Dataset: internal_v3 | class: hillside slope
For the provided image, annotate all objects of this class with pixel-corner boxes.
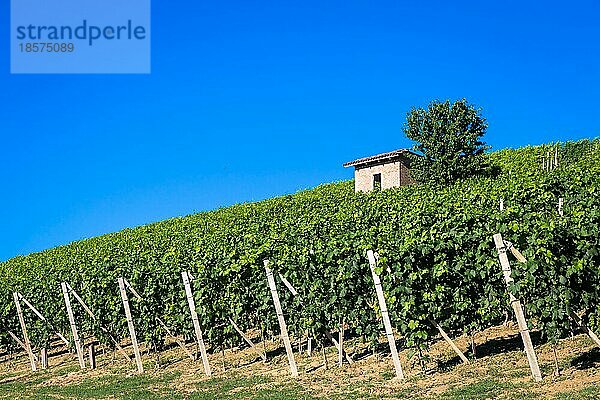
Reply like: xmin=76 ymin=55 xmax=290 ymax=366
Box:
xmin=1 ymin=139 xmax=599 ymax=362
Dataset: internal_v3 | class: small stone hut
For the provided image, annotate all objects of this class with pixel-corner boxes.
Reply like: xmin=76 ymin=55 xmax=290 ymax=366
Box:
xmin=343 ymin=149 xmax=415 ymax=193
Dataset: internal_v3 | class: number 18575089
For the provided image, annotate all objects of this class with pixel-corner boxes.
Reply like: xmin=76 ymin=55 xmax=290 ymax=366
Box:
xmin=19 ymin=43 xmax=75 ymax=52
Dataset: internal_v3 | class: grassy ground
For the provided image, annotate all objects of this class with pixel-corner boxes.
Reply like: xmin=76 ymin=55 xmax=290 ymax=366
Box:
xmin=1 ymin=325 xmax=600 ymax=399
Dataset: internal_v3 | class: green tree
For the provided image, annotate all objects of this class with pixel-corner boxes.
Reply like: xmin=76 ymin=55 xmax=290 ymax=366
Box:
xmin=403 ymin=99 xmax=489 ymax=185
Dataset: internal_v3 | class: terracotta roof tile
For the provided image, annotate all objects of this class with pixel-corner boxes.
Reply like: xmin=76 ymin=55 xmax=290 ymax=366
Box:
xmin=343 ymin=148 xmax=415 ymax=168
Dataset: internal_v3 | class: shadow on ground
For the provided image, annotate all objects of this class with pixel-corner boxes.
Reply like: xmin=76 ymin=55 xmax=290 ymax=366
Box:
xmin=571 ymin=348 xmax=600 ymax=370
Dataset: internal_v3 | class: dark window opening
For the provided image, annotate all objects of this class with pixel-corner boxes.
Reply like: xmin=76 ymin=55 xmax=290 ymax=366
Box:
xmin=373 ymin=173 xmax=382 ymax=191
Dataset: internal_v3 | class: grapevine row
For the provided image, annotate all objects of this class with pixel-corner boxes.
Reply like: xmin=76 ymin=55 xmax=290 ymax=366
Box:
xmin=0 ymin=139 xmax=598 ymax=374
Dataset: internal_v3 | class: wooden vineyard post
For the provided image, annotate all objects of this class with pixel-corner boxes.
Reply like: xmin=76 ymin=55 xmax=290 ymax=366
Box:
xmin=429 ymin=319 xmax=469 ymax=364
xmin=264 ymin=260 xmax=298 ymax=377
xmin=40 ymin=348 xmax=48 ymax=369
xmin=13 ymin=292 xmax=37 ymax=371
xmin=61 ymin=282 xmax=86 ymax=369
xmin=88 ymin=344 xmax=96 ymax=369
xmin=228 ymin=317 xmax=267 ymax=362
xmin=338 ymin=318 xmax=344 ymax=367
xmin=118 ymin=278 xmax=144 ymax=373
xmin=493 ymin=234 xmax=542 ymax=382
xmin=543 ymin=153 xmax=548 ymax=170
xmin=558 ymin=197 xmax=564 ymax=217
xmin=221 ymin=346 xmax=226 ymax=372
xmin=367 ymin=250 xmax=404 ymax=380
xmin=181 ymin=271 xmax=211 ymax=376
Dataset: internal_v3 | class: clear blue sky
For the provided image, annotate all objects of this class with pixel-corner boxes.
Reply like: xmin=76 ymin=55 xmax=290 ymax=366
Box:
xmin=1 ymin=1 xmax=599 ymax=261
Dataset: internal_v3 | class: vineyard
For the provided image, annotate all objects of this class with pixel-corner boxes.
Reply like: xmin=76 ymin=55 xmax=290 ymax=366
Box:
xmin=1 ymin=139 xmax=599 ymax=386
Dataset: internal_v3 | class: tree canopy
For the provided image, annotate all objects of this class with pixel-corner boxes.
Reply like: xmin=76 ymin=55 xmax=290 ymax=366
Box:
xmin=403 ymin=99 xmax=489 ymax=185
